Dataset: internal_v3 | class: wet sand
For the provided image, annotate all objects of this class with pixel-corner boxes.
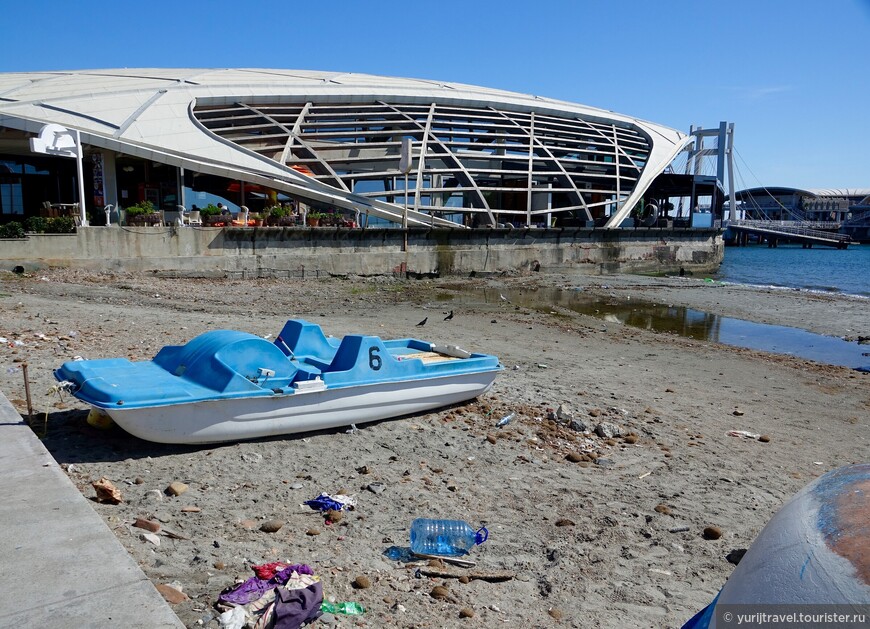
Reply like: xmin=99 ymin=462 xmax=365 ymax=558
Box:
xmin=1 ymin=269 xmax=867 ymax=628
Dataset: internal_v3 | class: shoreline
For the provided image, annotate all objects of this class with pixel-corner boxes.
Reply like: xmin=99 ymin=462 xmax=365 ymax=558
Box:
xmin=1 ymin=269 xmax=867 ymax=628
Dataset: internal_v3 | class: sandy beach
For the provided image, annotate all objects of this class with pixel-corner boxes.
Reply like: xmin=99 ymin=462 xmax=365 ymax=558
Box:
xmin=1 ymin=269 xmax=867 ymax=628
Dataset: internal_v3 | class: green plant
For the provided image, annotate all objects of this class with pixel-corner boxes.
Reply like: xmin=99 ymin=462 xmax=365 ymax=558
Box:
xmin=199 ymin=203 xmax=222 ymax=217
xmin=0 ymin=221 xmax=25 ymax=238
xmin=125 ymin=200 xmax=156 ymax=217
xmin=307 ymin=211 xmax=327 ymax=219
xmin=267 ymin=205 xmax=290 ymax=218
xmin=46 ymin=216 xmax=76 ymax=233
xmin=25 ymin=216 xmax=49 ymax=233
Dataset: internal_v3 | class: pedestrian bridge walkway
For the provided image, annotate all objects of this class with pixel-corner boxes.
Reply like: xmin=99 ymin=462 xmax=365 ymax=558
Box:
xmin=729 ymin=220 xmax=851 ymax=249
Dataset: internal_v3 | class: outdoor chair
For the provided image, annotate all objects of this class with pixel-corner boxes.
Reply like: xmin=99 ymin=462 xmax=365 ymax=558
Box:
xmin=69 ymin=203 xmax=82 ymax=226
xmin=186 ymin=210 xmax=202 ymax=226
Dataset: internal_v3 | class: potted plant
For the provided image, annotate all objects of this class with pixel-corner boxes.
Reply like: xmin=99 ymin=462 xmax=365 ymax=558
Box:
xmin=125 ymin=201 xmax=161 ymax=226
xmin=266 ymin=205 xmax=297 ymax=226
xmin=264 ymin=205 xmax=282 ymax=226
xmin=306 ymin=211 xmax=325 ymax=227
xmin=199 ymin=204 xmax=224 ymax=226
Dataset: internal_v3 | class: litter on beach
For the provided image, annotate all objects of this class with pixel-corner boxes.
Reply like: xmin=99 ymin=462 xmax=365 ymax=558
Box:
xmin=726 ymin=430 xmax=760 ymax=440
xmin=303 ymin=493 xmax=355 ymax=512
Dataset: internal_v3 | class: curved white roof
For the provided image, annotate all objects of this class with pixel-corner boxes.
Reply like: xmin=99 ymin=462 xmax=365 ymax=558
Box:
xmin=804 ymin=188 xmax=870 ymax=198
xmin=0 ymin=69 xmax=690 ymax=226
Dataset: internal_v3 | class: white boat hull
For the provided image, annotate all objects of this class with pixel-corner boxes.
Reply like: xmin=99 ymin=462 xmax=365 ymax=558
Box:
xmin=103 ymin=370 xmax=497 ymax=444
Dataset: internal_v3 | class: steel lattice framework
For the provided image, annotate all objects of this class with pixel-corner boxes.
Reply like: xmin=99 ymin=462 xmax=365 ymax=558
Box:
xmin=194 ymin=100 xmax=652 ymax=225
xmin=0 ymin=69 xmax=691 ymax=227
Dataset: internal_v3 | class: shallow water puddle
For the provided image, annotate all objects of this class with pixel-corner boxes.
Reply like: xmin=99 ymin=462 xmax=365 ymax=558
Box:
xmin=451 ymin=287 xmax=870 ymax=372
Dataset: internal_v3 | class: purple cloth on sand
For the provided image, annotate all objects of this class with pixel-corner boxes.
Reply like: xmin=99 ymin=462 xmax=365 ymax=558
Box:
xmin=218 ymin=564 xmax=314 ymax=606
xmin=274 ymin=581 xmax=323 ymax=629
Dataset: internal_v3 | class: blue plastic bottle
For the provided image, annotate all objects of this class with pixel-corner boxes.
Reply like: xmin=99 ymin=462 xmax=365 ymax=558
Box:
xmin=409 ymin=518 xmax=488 ymax=556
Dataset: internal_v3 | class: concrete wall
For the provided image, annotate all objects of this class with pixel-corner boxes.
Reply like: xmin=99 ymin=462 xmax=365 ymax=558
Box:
xmin=1 ymin=226 xmax=724 ymax=277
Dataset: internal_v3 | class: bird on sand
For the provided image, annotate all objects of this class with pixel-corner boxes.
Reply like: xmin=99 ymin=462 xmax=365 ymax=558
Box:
xmin=499 ymin=293 xmax=509 ymax=303
xmin=416 ymin=317 xmax=428 ymax=327
xmin=444 ymin=310 xmax=454 ymax=321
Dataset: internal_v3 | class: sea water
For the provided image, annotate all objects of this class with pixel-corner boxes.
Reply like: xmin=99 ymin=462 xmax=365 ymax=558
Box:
xmin=714 ymin=243 xmax=870 ymax=298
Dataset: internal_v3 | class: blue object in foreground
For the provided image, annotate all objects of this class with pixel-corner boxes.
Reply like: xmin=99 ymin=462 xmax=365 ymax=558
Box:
xmin=409 ymin=518 xmax=489 ymax=556
xmin=55 ymin=319 xmax=501 ymax=444
xmin=682 ymin=464 xmax=870 ymax=628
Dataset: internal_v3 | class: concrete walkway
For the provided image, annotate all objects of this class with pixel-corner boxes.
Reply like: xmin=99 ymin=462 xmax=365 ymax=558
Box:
xmin=0 ymin=391 xmax=184 ymax=628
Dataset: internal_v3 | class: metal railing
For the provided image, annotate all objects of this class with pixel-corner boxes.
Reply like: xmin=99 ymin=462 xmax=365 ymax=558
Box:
xmin=731 ymin=220 xmax=852 ymax=243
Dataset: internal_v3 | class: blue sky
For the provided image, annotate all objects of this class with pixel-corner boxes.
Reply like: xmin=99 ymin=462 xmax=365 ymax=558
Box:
xmin=2 ymin=0 xmax=867 ymax=190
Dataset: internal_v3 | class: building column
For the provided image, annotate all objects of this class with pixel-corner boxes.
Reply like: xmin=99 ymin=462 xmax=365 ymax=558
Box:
xmin=101 ymin=150 xmax=119 ymax=210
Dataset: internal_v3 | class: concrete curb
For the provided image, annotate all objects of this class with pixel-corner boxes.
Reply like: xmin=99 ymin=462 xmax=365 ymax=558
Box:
xmin=0 ymin=390 xmax=184 ymax=628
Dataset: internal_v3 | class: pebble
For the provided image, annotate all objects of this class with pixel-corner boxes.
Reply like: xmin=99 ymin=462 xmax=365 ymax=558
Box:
xmin=594 ymin=457 xmax=614 ymax=467
xmin=486 ymin=434 xmax=497 ymax=444
xmin=758 ymin=434 xmax=771 ymax=443
xmin=134 ymin=477 xmax=145 ymax=485
xmin=556 ymin=404 xmax=574 ymax=421
xmin=366 ymin=482 xmax=385 ymax=494
xmin=166 ymin=481 xmax=188 ymax=496
xmin=459 ymin=608 xmax=475 ymax=618
xmin=306 ymin=528 xmax=321 ymax=536
xmin=669 ymin=526 xmax=690 ymax=533
xmin=260 ymin=519 xmax=284 ymax=533
xmin=555 ymin=518 xmax=575 ymax=527
xmin=732 ymin=408 xmax=745 ymax=416
xmin=141 ymin=532 xmax=161 ymax=546
xmin=703 ymin=526 xmax=723 ymax=540
xmin=181 ymin=506 xmax=201 ymax=513
xmin=588 ymin=408 xmax=602 ymax=417
xmin=458 ymin=575 xmax=470 ymax=584
xmin=623 ymin=434 xmax=639 ymax=444
xmin=595 ymin=422 xmax=622 ymax=439
xmin=352 ymin=575 xmax=371 ymax=589
xmin=565 ymin=452 xmax=584 ymax=463
xmin=654 ymin=504 xmax=672 ymax=515
xmin=430 ymin=585 xmax=450 ymax=600
xmin=155 ymin=583 xmax=189 ymax=604
xmin=238 ymin=519 xmax=257 ymax=530
xmin=133 ymin=517 xmax=161 ymax=533
xmin=325 ymin=509 xmax=343 ymax=523
xmin=213 ymin=561 xmax=226 ymax=570
xmin=548 ymin=608 xmax=564 ymax=620
xmin=569 ymin=419 xmax=590 ymax=432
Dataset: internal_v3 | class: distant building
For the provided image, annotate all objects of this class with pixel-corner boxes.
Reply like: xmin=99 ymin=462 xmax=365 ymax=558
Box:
xmin=735 ymin=187 xmax=870 ymax=223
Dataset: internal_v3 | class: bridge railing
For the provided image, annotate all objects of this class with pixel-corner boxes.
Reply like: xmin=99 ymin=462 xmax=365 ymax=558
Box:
xmin=731 ymin=220 xmax=851 ymax=243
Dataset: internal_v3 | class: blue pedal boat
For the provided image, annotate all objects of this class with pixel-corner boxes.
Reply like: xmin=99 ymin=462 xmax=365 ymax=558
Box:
xmin=55 ymin=319 xmax=502 ymax=444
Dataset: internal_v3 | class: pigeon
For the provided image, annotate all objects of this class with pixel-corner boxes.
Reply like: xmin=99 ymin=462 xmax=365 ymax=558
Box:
xmin=416 ymin=317 xmax=428 ymax=327
xmin=443 ymin=310 xmax=454 ymax=321
xmin=499 ymin=293 xmax=509 ymax=303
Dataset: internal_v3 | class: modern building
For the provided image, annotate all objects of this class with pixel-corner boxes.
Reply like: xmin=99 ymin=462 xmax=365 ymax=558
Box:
xmin=1 ymin=68 xmax=711 ymax=230
xmin=734 ymin=187 xmax=870 ymax=223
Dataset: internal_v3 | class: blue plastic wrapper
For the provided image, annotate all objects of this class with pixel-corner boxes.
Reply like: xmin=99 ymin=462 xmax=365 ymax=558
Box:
xmin=304 ymin=493 xmax=345 ymax=512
